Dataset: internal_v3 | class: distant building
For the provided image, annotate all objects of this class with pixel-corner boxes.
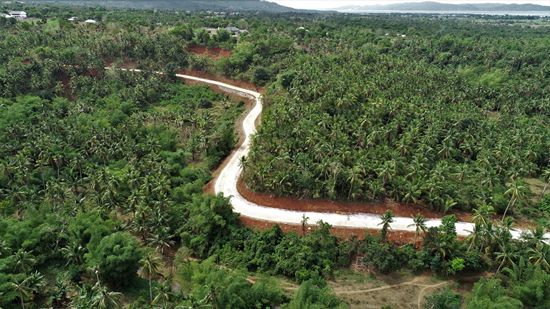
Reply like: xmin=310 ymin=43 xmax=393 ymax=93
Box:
xmin=68 ymin=17 xmax=77 ymax=22
xmin=204 ymin=27 xmax=218 ymax=35
xmin=225 ymin=26 xmax=241 ymax=35
xmin=84 ymin=19 xmax=98 ymax=24
xmin=225 ymin=26 xmax=248 ymax=37
xmin=7 ymin=11 xmax=26 ymax=19
xmin=203 ymin=26 xmax=248 ymax=37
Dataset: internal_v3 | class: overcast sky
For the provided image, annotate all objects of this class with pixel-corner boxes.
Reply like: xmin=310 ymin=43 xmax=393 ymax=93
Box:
xmin=269 ymin=0 xmax=550 ymax=10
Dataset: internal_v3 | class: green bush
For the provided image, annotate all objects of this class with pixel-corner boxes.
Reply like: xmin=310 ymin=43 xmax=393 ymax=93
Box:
xmin=360 ymin=235 xmax=402 ymax=274
xmin=466 ymin=278 xmax=523 ymax=309
xmin=283 ymin=280 xmax=346 ymax=309
xmin=424 ymin=288 xmax=461 ymax=309
xmin=86 ymin=232 xmax=143 ymax=286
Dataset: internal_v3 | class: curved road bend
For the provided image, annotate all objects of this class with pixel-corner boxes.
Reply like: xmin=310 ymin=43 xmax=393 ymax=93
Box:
xmin=109 ymin=67 xmax=549 ymax=241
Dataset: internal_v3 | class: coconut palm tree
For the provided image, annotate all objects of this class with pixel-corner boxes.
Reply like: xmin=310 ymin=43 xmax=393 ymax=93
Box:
xmin=528 ymin=226 xmax=549 ymax=245
xmin=152 ymin=277 xmax=173 ymax=307
xmin=10 ymin=271 xmax=45 ymax=309
xmin=140 ymin=250 xmax=162 ymax=303
xmin=88 ymin=282 xmax=122 ymax=309
xmin=494 ymin=241 xmax=517 ymax=273
xmin=501 ymin=215 xmax=514 ymax=230
xmin=502 ymin=179 xmax=528 ymax=221
xmin=61 ymin=236 xmax=86 ymax=266
xmin=527 ymin=242 xmax=550 ymax=272
xmin=11 ymin=278 xmax=32 ymax=309
xmin=466 ymin=223 xmax=483 ymax=253
xmin=0 ymin=240 xmax=11 ymax=257
xmin=375 ymin=161 xmax=396 ymax=187
xmin=13 ymin=249 xmax=36 ymax=273
xmin=379 ymin=210 xmax=394 ymax=241
xmin=472 ymin=204 xmax=495 ymax=229
xmin=407 ymin=213 xmax=427 ymax=247
xmin=147 ymin=228 xmax=175 ymax=254
xmin=301 ymin=214 xmax=309 ymax=236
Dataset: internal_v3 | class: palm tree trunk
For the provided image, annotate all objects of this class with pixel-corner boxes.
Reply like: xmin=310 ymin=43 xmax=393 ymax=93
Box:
xmin=149 ymin=278 xmax=152 ymax=303
xmin=20 ymin=291 xmax=25 ymax=309
xmin=502 ymin=198 xmax=515 ymax=221
xmin=496 ymin=258 xmax=506 ymax=273
xmin=467 ymin=238 xmax=474 ymax=252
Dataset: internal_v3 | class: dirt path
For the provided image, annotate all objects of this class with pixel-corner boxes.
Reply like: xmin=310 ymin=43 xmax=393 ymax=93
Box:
xmin=107 ymin=67 xmax=549 ymax=241
xmin=332 ymin=277 xmax=450 ymax=309
xmin=333 ymin=277 xmax=447 ymax=295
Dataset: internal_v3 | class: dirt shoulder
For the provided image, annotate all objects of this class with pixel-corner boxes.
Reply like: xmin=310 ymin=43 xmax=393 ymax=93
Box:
xmin=237 ymin=178 xmax=472 ymax=221
xmin=187 ymin=45 xmax=232 ymax=60
xmin=239 ymin=216 xmax=419 ymax=244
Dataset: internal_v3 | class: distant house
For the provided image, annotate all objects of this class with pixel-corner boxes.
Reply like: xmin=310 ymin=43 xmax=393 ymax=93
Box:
xmin=8 ymin=11 xmax=27 ymax=19
xmin=204 ymin=27 xmax=218 ymax=35
xmin=225 ymin=26 xmax=241 ymax=35
xmin=203 ymin=26 xmax=248 ymax=38
xmin=225 ymin=26 xmax=248 ymax=37
xmin=84 ymin=19 xmax=98 ymax=24
xmin=68 ymin=17 xmax=77 ymax=22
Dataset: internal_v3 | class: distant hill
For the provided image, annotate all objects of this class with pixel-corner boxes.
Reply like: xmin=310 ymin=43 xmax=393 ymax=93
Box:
xmin=337 ymin=1 xmax=550 ymax=13
xmin=28 ymin=0 xmax=297 ymax=12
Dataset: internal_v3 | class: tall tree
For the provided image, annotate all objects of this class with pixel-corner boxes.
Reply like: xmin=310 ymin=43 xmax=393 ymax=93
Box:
xmin=10 ymin=272 xmax=45 ymax=309
xmin=503 ymin=180 xmax=528 ymax=221
xmin=379 ymin=210 xmax=394 ymax=242
xmin=140 ymin=250 xmax=162 ymax=303
xmin=408 ymin=213 xmax=427 ymax=247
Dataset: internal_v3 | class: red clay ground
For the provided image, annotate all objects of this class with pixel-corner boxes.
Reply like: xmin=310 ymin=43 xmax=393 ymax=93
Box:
xmin=237 ymin=178 xmax=473 ymax=221
xmin=240 ymin=216 xmax=422 ymax=245
xmin=187 ymin=45 xmax=232 ymax=60
xmin=176 ymin=68 xmax=262 ymax=92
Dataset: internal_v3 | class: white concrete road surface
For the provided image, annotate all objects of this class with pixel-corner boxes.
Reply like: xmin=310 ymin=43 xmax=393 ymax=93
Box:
xmin=110 ymin=67 xmax=548 ymax=241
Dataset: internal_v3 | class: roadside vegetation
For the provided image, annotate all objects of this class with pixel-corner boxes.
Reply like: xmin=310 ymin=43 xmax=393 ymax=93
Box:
xmin=0 ymin=3 xmax=549 ymax=308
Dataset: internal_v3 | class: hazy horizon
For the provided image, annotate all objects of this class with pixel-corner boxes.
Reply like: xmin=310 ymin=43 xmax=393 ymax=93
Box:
xmin=269 ymin=0 xmax=550 ymax=10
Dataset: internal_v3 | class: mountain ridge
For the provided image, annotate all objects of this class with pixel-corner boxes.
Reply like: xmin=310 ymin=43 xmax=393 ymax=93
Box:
xmin=337 ymin=1 xmax=550 ymax=13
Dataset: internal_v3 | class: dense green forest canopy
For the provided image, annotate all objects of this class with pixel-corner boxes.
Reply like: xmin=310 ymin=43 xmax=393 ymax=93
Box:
xmin=0 ymin=8 xmax=352 ymax=308
xmin=242 ymin=14 xmax=550 ymax=219
xmin=28 ymin=0 xmax=297 ymax=12
xmin=0 ymin=5 xmax=550 ymax=308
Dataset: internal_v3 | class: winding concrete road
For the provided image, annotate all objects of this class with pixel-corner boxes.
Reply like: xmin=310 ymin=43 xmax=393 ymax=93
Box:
xmin=111 ymin=67 xmax=548 ymax=240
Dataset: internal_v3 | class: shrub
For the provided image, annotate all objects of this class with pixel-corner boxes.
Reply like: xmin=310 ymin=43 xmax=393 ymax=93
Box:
xmin=424 ymin=288 xmax=462 ymax=309
xmin=360 ymin=235 xmax=401 ymax=273
xmin=85 ymin=232 xmax=142 ymax=286
xmin=283 ymin=280 xmax=345 ymax=309
xmin=466 ymin=278 xmax=523 ymax=309
xmin=448 ymin=258 xmax=465 ymax=276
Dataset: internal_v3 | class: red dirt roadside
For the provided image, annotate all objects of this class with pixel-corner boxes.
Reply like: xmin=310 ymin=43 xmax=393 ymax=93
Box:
xmin=240 ymin=216 xmax=420 ymax=244
xmin=187 ymin=45 xmax=232 ymax=60
xmin=237 ymin=178 xmax=472 ymax=221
